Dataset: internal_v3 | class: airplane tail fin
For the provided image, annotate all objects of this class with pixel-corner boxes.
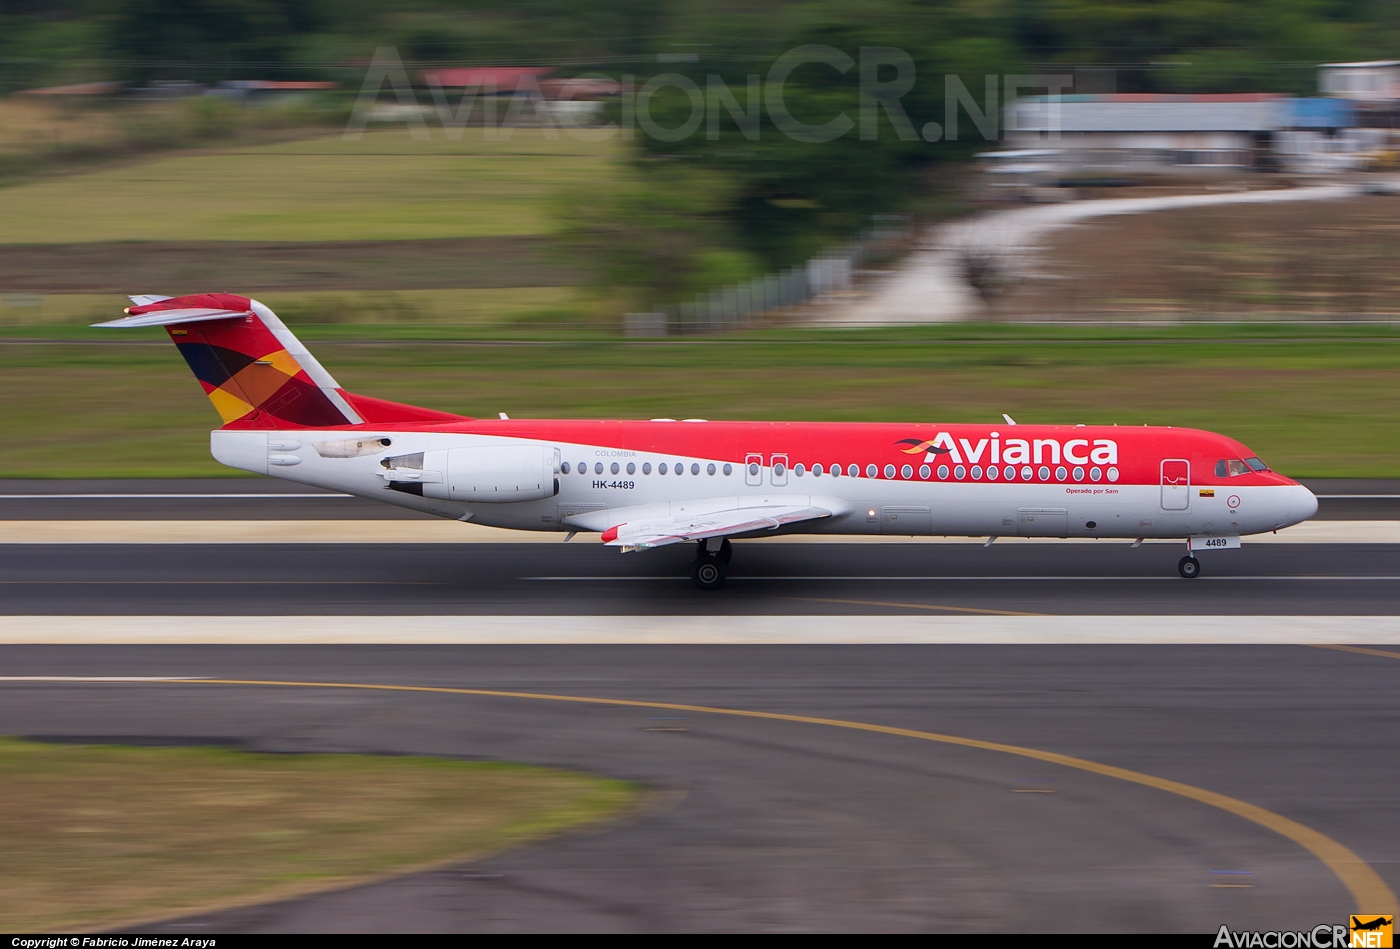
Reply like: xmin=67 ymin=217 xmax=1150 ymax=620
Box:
xmin=95 ymin=294 xmax=464 ymax=429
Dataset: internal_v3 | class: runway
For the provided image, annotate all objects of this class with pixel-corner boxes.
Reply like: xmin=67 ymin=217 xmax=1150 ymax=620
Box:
xmin=2 ymin=480 xmax=1397 ymax=931
xmin=3 ymin=541 xmax=1398 ymax=615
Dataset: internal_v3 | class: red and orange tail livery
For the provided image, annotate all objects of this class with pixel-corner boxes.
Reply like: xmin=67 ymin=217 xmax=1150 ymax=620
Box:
xmin=96 ymin=294 xmax=463 ymax=429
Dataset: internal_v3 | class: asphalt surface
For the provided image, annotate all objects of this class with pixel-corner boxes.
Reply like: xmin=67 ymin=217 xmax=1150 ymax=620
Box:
xmin=3 ymin=541 xmax=1398 ymax=615
xmin=2 ymin=645 xmax=1396 ymax=932
xmin=2 ymin=479 xmax=1397 ymax=520
xmin=3 ymin=478 xmax=1397 ymax=932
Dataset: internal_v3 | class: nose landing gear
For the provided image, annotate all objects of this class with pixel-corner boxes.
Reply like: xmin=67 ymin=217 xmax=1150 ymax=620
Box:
xmin=691 ymin=538 xmax=733 ymax=590
xmin=1177 ymin=555 xmax=1201 ymax=579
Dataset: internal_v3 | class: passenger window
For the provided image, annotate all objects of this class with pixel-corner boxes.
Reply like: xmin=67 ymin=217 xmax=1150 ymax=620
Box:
xmin=901 ymin=464 xmax=913 ymax=479
xmin=865 ymin=464 xmax=877 ymax=478
xmin=707 ymin=463 xmax=716 ymax=475
xmin=594 ymin=462 xmax=604 ymax=475
xmin=690 ymin=463 xmax=700 ymax=475
xmin=723 ymin=463 xmax=732 ymax=475
xmin=659 ymin=463 xmax=668 ymax=474
xmin=643 ymin=462 xmax=652 ymax=475
xmin=813 ymin=464 xmax=823 ymax=476
xmin=794 ymin=463 xmax=805 ymax=476
xmin=611 ymin=462 xmax=619 ymax=475
xmin=561 ymin=462 xmax=570 ymax=474
xmin=627 ymin=462 xmax=636 ymax=475
xmin=578 ymin=462 xmax=587 ymax=475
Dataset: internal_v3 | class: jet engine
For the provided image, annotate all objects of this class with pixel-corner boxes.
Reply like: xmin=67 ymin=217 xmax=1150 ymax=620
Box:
xmin=420 ymin=446 xmax=560 ymax=503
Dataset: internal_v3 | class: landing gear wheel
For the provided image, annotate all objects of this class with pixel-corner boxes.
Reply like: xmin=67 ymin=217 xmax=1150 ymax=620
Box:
xmin=718 ymin=538 xmax=733 ymax=564
xmin=1178 ymin=556 xmax=1201 ymax=579
xmin=691 ymin=556 xmax=727 ymax=590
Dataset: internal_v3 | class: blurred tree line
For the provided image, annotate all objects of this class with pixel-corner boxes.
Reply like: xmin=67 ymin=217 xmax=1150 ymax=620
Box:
xmin=3 ymin=0 xmax=1399 ymax=306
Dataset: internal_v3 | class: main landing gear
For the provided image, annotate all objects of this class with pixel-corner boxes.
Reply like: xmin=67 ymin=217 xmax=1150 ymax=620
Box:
xmin=691 ymin=538 xmax=733 ymax=590
xmin=1178 ymin=555 xmax=1201 ymax=579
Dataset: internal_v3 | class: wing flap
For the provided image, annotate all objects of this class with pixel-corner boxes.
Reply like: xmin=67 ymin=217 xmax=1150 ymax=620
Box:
xmin=603 ymin=500 xmax=844 ymax=550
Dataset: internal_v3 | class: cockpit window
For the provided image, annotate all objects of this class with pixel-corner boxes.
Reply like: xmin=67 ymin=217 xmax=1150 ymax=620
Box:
xmin=1215 ymin=458 xmax=1266 ymax=477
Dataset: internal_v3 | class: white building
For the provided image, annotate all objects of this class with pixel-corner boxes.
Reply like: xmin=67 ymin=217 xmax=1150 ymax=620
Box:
xmin=1318 ymin=61 xmax=1400 ymax=103
xmin=1003 ymin=94 xmax=1285 ymax=171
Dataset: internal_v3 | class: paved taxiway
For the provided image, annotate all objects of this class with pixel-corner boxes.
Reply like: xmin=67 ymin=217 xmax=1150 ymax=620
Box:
xmin=1 ymin=646 xmax=1396 ymax=932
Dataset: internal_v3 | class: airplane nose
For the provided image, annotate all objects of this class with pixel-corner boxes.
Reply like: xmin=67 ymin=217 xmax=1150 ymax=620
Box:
xmin=1288 ymin=484 xmax=1319 ymax=525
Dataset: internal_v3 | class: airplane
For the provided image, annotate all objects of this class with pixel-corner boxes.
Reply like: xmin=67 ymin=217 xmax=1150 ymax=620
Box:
xmin=97 ymin=292 xmax=1319 ymax=588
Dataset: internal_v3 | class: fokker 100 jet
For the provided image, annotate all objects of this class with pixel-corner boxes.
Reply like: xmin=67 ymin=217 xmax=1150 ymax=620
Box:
xmin=99 ymin=293 xmax=1319 ymax=588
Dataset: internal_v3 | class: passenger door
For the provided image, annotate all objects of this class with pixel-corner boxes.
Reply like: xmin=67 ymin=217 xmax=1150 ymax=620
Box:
xmin=1161 ymin=459 xmax=1190 ymax=510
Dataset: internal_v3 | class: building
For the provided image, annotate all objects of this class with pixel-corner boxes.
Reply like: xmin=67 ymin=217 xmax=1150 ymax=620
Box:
xmin=418 ymin=67 xmax=554 ymax=94
xmin=1318 ymin=61 xmax=1400 ymax=103
xmin=1003 ymin=94 xmax=1285 ymax=172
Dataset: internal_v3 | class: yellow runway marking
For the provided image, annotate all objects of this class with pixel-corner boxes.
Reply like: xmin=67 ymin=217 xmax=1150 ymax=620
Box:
xmin=787 ymin=596 xmax=1043 ymax=617
xmin=10 ymin=674 xmax=1390 ymax=914
xmin=1309 ymin=644 xmax=1400 ymax=661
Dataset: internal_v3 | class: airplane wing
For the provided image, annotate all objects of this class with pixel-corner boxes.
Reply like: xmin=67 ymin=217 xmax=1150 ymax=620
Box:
xmin=595 ymin=497 xmax=849 ymax=551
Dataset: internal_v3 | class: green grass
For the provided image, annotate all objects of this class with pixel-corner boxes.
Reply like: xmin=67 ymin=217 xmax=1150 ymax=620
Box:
xmin=3 ymin=323 xmax=1399 ymax=477
xmin=0 ymin=127 xmax=624 ymax=244
xmin=0 ymin=736 xmax=637 ymax=932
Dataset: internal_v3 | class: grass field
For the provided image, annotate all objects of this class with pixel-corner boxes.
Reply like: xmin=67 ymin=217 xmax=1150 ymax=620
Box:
xmin=1004 ymin=196 xmax=1400 ymax=318
xmin=0 ymin=737 xmax=637 ymax=932
xmin=4 ymin=324 xmax=1398 ymax=477
xmin=0 ymin=127 xmax=624 ymax=244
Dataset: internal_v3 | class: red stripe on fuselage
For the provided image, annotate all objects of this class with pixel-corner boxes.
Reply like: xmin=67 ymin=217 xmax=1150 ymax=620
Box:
xmin=245 ymin=418 xmax=1293 ymax=488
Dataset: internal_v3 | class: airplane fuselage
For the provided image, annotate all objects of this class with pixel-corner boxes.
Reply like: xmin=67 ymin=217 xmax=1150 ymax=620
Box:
xmin=211 ymin=418 xmax=1318 ymax=542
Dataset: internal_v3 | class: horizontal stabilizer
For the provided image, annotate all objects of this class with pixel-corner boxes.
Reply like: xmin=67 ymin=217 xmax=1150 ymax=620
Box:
xmin=93 ymin=307 xmax=255 ymax=329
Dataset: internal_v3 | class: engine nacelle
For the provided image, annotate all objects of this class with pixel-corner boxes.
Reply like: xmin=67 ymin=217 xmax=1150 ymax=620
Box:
xmin=422 ymin=446 xmax=559 ymax=503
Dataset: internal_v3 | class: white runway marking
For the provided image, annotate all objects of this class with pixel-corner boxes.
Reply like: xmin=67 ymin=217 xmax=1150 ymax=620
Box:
xmin=0 ymin=675 xmax=210 ymax=681
xmin=2 ymin=615 xmax=1400 ymax=644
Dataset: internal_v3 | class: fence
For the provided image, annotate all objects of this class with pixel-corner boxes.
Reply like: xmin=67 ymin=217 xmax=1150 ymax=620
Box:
xmin=624 ymin=215 xmax=911 ymax=336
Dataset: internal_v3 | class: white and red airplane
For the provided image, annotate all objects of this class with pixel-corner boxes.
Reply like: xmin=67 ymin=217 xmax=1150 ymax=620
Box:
xmin=100 ymin=293 xmax=1319 ymax=587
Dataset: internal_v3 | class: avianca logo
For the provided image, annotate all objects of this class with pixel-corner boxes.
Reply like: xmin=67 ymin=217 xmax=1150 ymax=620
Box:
xmin=896 ymin=433 xmax=1118 ymax=466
